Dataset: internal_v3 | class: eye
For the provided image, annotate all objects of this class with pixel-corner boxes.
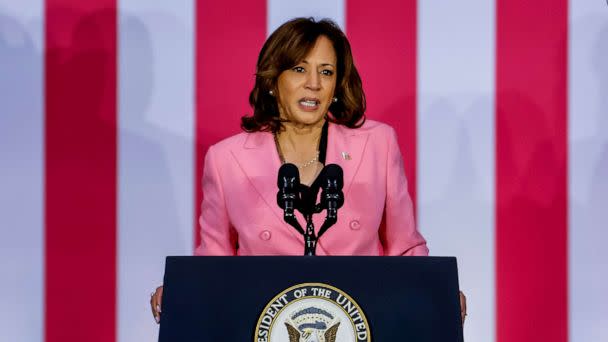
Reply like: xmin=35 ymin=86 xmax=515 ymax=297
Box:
xmin=321 ymin=69 xmax=334 ymax=76
xmin=292 ymin=66 xmax=305 ymax=73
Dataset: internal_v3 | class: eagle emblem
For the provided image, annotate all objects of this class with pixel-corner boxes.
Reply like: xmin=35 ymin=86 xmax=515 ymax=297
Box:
xmin=254 ymin=283 xmax=370 ymax=341
xmin=284 ymin=306 xmax=341 ymax=342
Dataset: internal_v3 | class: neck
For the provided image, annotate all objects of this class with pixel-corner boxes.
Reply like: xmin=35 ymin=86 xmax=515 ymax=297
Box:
xmin=277 ymin=119 xmax=325 ymax=154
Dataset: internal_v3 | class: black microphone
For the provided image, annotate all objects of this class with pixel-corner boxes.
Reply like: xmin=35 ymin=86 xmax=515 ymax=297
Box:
xmin=277 ymin=163 xmax=299 ymax=209
xmin=317 ymin=164 xmax=344 ymax=238
xmin=320 ymin=164 xmax=344 ymax=210
xmin=276 ymin=163 xmax=304 ymax=235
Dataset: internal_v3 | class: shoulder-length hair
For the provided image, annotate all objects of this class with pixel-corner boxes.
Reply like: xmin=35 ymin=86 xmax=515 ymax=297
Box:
xmin=241 ymin=17 xmax=366 ymax=133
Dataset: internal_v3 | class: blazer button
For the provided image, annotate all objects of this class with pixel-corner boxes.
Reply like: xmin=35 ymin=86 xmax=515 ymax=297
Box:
xmin=349 ymin=219 xmax=361 ymax=230
xmin=259 ymin=230 xmax=272 ymax=241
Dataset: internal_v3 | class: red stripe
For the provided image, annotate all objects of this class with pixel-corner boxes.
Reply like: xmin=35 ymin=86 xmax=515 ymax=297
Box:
xmin=195 ymin=1 xmax=266 ymax=249
xmin=346 ymin=0 xmax=418 ymax=214
xmin=496 ymin=1 xmax=568 ymax=341
xmin=45 ymin=1 xmax=117 ymax=341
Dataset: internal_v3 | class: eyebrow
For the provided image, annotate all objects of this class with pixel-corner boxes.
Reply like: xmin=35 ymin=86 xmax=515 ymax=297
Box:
xmin=301 ymin=60 xmax=336 ymax=68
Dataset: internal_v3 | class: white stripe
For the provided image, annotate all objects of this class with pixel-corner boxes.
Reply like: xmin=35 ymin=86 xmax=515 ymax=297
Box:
xmin=569 ymin=1 xmax=608 ymax=341
xmin=417 ymin=2 xmax=495 ymax=341
xmin=0 ymin=1 xmax=44 ymax=341
xmin=117 ymin=1 xmax=194 ymax=340
xmin=267 ymin=0 xmax=345 ymax=35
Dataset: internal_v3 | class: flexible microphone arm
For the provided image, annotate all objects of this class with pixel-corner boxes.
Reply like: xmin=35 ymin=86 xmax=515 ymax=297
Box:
xmin=276 ymin=163 xmax=344 ymax=255
xmin=317 ymin=164 xmax=344 ymax=239
xmin=284 ymin=210 xmax=305 ymax=236
xmin=277 ymin=164 xmax=305 ymax=235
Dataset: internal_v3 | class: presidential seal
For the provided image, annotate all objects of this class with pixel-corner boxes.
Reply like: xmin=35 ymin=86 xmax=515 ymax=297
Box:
xmin=254 ymin=283 xmax=371 ymax=342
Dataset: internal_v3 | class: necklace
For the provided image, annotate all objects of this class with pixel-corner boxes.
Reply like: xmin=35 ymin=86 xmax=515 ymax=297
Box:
xmin=274 ymin=133 xmax=320 ymax=169
xmin=297 ymin=150 xmax=320 ymax=169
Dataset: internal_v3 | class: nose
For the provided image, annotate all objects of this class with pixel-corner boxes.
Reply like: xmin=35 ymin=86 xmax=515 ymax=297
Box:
xmin=305 ymin=71 xmax=321 ymax=91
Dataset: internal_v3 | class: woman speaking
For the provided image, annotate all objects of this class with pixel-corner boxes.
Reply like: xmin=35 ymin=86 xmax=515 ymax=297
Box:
xmin=151 ymin=17 xmax=465 ymax=323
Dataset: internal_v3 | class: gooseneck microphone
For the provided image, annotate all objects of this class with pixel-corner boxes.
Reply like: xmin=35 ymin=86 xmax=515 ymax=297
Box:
xmin=276 ymin=163 xmax=345 ymax=255
xmin=276 ymin=163 xmax=305 ymax=235
xmin=317 ymin=164 xmax=344 ymax=238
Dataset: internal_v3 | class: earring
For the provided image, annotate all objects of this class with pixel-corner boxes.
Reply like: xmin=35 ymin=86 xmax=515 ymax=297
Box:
xmin=269 ymin=90 xmax=274 ymax=96
xmin=332 ymin=97 xmax=338 ymax=103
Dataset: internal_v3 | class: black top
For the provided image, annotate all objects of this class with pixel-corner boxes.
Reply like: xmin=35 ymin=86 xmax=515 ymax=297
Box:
xmin=297 ymin=120 xmax=329 ymax=215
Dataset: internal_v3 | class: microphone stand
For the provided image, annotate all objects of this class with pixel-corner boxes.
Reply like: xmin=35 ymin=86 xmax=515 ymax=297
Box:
xmin=303 ymin=213 xmax=317 ymax=256
xmin=277 ymin=164 xmax=343 ymax=256
xmin=283 ymin=210 xmax=322 ymax=256
xmin=282 ymin=209 xmax=322 ymax=256
xmin=302 ymin=203 xmax=336 ymax=256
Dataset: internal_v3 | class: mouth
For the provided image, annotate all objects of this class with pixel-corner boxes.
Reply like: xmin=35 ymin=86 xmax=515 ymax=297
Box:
xmin=298 ymin=97 xmax=320 ymax=111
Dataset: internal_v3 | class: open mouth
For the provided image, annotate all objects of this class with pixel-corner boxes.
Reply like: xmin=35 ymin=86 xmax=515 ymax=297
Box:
xmin=298 ymin=97 xmax=320 ymax=110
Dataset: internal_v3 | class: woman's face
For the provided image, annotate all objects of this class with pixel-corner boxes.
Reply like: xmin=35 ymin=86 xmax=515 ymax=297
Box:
xmin=276 ymin=35 xmax=337 ymax=127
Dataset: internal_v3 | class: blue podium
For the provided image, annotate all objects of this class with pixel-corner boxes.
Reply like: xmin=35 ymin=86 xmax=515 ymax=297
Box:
xmin=158 ymin=256 xmax=463 ymax=342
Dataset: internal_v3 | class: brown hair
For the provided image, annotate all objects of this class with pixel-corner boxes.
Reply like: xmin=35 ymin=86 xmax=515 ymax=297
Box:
xmin=241 ymin=17 xmax=366 ymax=133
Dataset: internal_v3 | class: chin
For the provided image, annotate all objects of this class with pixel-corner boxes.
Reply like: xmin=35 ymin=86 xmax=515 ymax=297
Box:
xmin=285 ymin=109 xmax=321 ymax=124
xmin=292 ymin=115 xmax=325 ymax=126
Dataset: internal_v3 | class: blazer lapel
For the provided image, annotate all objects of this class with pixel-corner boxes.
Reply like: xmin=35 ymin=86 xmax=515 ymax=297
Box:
xmin=315 ymin=123 xmax=369 ymax=254
xmin=230 ymin=132 xmax=304 ymax=242
xmin=326 ymin=123 xmax=369 ymax=198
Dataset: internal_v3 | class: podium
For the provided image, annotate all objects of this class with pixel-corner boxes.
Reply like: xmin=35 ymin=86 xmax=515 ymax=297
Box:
xmin=158 ymin=256 xmax=463 ymax=341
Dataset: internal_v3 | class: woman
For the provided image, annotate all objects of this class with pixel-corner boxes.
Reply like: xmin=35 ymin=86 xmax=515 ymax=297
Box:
xmin=151 ymin=17 xmax=465 ymax=323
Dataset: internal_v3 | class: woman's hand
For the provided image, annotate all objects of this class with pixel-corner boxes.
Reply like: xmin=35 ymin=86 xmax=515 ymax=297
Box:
xmin=460 ymin=291 xmax=467 ymax=325
xmin=150 ymin=285 xmax=163 ymax=323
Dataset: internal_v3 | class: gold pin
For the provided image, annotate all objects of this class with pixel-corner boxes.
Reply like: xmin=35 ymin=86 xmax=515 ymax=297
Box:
xmin=341 ymin=152 xmax=351 ymax=160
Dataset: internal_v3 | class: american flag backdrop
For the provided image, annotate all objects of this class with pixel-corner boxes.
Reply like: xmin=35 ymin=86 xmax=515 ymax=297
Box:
xmin=1 ymin=0 xmax=607 ymax=341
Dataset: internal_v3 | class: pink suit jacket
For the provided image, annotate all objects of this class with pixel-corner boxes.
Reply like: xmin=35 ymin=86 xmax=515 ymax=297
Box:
xmin=194 ymin=120 xmax=428 ymax=256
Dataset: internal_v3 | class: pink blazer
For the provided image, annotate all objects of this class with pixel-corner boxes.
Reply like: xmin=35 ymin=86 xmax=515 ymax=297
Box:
xmin=194 ymin=120 xmax=428 ymax=256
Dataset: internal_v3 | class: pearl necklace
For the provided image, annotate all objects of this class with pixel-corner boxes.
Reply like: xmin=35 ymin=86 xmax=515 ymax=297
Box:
xmin=274 ymin=133 xmax=320 ymax=169
xmin=296 ymin=150 xmax=320 ymax=169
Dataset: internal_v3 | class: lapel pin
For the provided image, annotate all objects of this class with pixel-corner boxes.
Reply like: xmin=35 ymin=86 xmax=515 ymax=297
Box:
xmin=341 ymin=151 xmax=351 ymax=160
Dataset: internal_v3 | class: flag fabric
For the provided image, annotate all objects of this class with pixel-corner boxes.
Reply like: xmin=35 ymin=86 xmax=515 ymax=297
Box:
xmin=1 ymin=0 xmax=607 ymax=341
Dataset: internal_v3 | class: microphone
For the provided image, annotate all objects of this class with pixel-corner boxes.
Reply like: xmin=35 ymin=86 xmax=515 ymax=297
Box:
xmin=317 ymin=164 xmax=344 ymax=238
xmin=276 ymin=163 xmax=304 ymax=235
xmin=277 ymin=163 xmax=299 ymax=210
xmin=320 ymin=164 xmax=344 ymax=211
